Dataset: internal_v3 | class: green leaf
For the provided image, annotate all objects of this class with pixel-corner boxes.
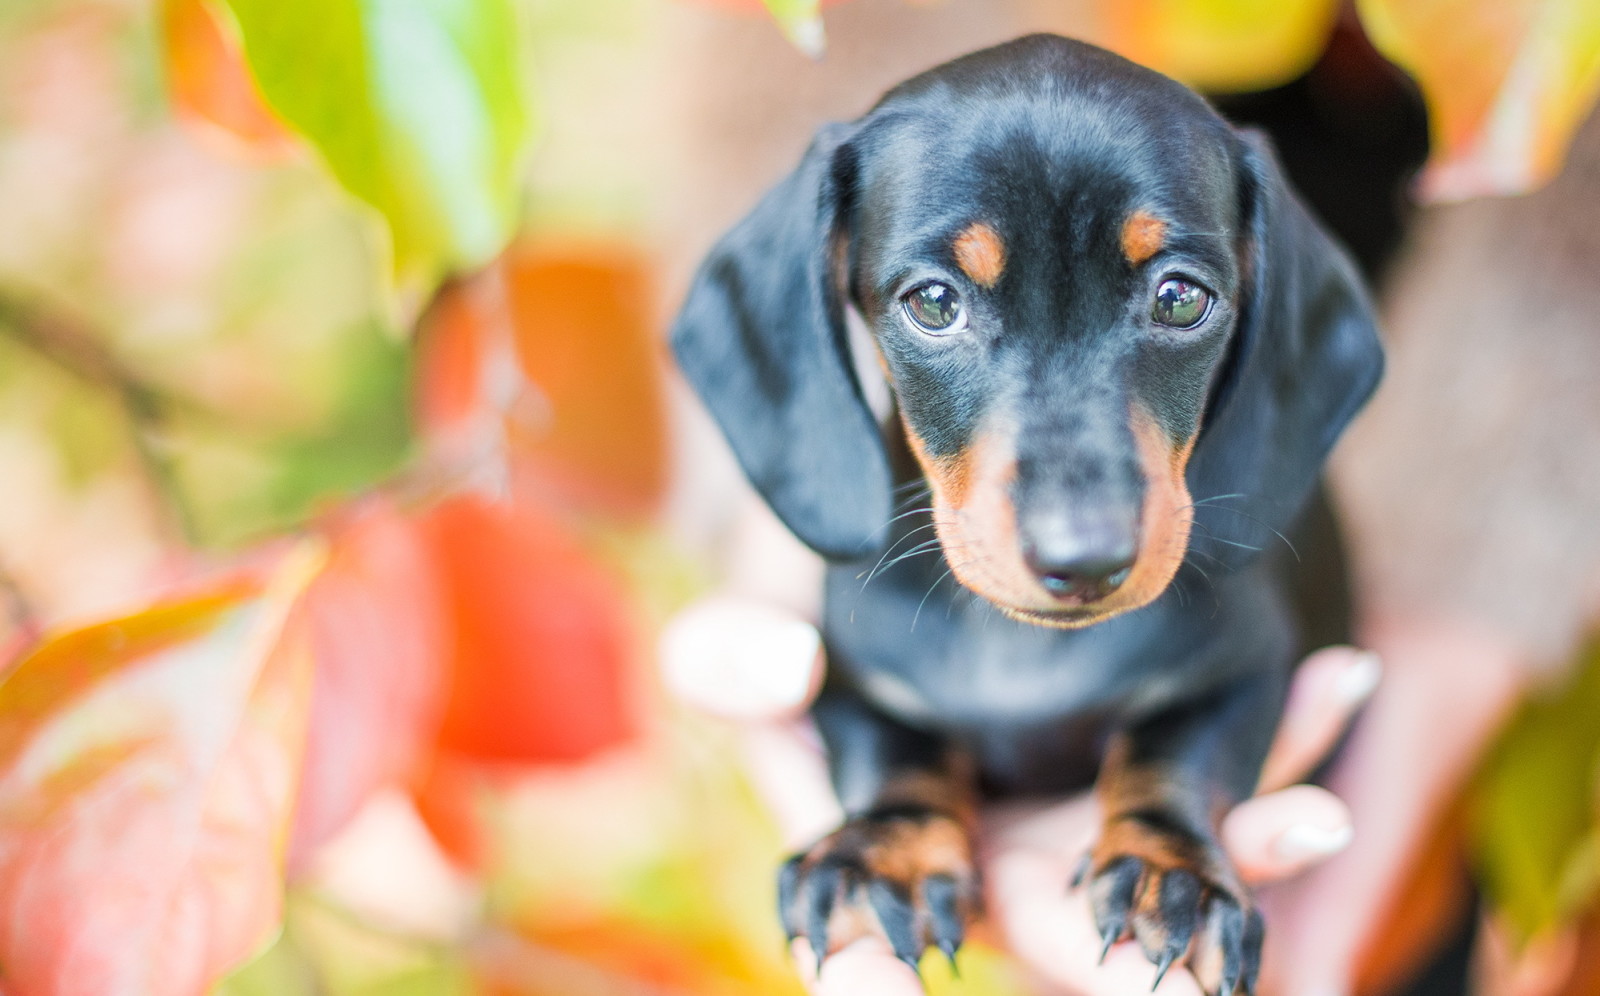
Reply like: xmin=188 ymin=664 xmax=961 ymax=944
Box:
xmin=760 ymin=0 xmax=825 ymax=58
xmin=214 ymin=0 xmax=533 ymax=283
xmin=1469 ymin=634 xmax=1600 ymax=943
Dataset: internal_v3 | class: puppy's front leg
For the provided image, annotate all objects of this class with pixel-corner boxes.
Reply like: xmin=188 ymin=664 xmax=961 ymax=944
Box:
xmin=781 ymin=686 xmax=979 ymax=973
xmin=1086 ymin=669 xmax=1288 ymax=996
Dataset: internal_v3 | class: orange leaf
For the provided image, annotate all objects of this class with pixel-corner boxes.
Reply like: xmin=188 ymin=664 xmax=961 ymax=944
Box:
xmin=160 ymin=0 xmax=298 ymax=160
xmin=287 ymin=501 xmax=448 ymax=869
xmin=504 ymin=248 xmax=669 ymax=518
xmin=1358 ymin=0 xmax=1600 ymax=198
xmin=418 ymin=495 xmax=637 ymax=766
xmin=0 ymin=548 xmax=321 ymax=996
xmin=414 ymin=248 xmax=670 ymax=519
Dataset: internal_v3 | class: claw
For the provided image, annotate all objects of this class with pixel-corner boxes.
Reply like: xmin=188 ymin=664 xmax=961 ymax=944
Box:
xmin=925 ymin=874 xmax=966 ymax=962
xmin=939 ymin=939 xmax=961 ymax=978
xmin=803 ymin=861 xmax=843 ymax=976
xmin=1070 ymin=852 xmax=1091 ymax=889
xmin=1100 ymin=929 xmax=1117 ymax=965
xmin=1090 ymin=858 xmax=1139 ymax=959
xmin=1210 ymin=899 xmax=1245 ymax=995
xmin=777 ymin=854 xmax=804 ymax=943
xmin=1240 ymin=909 xmax=1264 ymax=996
xmin=1152 ymin=949 xmax=1175 ymax=990
xmin=867 ymin=879 xmax=922 ymax=970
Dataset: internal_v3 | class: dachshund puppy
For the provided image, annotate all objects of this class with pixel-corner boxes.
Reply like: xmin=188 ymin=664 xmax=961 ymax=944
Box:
xmin=673 ymin=34 xmax=1382 ymax=994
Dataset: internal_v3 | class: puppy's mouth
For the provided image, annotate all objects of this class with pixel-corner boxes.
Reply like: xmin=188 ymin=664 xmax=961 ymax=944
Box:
xmin=903 ymin=408 xmax=1195 ymax=628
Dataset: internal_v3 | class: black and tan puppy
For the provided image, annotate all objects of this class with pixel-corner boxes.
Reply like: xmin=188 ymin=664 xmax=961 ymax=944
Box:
xmin=673 ymin=34 xmax=1382 ymax=994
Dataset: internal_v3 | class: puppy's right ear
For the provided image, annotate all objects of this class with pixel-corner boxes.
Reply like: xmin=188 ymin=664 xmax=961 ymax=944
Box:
xmin=672 ymin=123 xmax=890 ymax=561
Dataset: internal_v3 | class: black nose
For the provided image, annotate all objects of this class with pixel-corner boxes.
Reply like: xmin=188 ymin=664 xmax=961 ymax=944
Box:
xmin=1022 ymin=533 xmax=1137 ymax=602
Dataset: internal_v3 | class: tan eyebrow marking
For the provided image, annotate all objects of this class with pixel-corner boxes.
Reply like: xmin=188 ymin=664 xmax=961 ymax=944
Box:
xmin=1121 ymin=210 xmax=1168 ymax=265
xmin=953 ymin=222 xmax=1006 ymax=288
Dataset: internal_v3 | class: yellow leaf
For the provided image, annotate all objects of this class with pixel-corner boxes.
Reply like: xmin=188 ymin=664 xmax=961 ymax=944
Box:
xmin=1094 ymin=0 xmax=1340 ymax=92
xmin=1359 ymin=0 xmax=1600 ymax=199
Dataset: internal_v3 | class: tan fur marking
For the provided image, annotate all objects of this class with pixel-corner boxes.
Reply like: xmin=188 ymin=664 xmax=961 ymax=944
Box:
xmin=1121 ymin=210 xmax=1168 ymax=265
xmin=953 ymin=222 xmax=1006 ymax=288
xmin=902 ymin=404 xmax=1198 ymax=627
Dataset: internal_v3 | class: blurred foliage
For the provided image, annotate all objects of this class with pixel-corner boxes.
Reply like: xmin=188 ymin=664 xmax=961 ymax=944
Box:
xmin=1098 ymin=0 xmax=1340 ymax=92
xmin=1359 ymin=0 xmax=1600 ymax=199
xmin=213 ymin=0 xmax=533 ymax=287
xmin=1470 ymin=634 xmax=1600 ymax=945
xmin=0 ymin=548 xmax=321 ymax=994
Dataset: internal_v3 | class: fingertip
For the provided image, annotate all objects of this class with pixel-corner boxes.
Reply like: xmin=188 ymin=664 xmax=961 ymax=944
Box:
xmin=793 ymin=936 xmax=927 ymax=996
xmin=661 ymin=596 xmax=824 ymax=720
xmin=1224 ymin=785 xmax=1353 ymax=884
xmin=1259 ymin=646 xmax=1383 ymax=792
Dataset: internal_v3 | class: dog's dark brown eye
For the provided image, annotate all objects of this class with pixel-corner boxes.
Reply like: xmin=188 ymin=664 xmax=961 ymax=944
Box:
xmin=903 ymin=282 xmax=964 ymax=334
xmin=1152 ymin=279 xmax=1211 ymax=329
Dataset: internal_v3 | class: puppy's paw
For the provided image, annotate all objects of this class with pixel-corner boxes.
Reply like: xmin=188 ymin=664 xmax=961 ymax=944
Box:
xmin=779 ymin=805 xmax=979 ymax=974
xmin=1080 ymin=819 xmax=1262 ymax=995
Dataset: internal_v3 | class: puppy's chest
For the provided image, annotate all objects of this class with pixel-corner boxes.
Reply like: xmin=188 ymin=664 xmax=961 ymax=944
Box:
xmin=820 ymin=564 xmax=1213 ymax=732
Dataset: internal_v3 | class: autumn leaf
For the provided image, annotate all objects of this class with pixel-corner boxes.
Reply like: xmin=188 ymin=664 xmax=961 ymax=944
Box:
xmin=0 ymin=547 xmax=322 ymax=996
xmin=418 ymin=494 xmax=637 ymax=767
xmin=214 ymin=0 xmax=534 ymax=284
xmin=1358 ymin=0 xmax=1600 ymax=198
xmin=1094 ymin=0 xmax=1340 ymax=92
xmin=160 ymin=0 xmax=298 ymax=160
xmin=416 ymin=248 xmax=669 ymax=518
xmin=287 ymin=500 xmax=448 ymax=870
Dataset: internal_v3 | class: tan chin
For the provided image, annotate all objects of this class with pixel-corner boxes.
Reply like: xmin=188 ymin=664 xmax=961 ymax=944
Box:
xmin=995 ymin=601 xmax=1138 ymax=630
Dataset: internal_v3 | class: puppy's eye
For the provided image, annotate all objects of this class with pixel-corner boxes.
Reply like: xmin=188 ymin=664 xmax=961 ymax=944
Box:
xmin=903 ymin=282 xmax=964 ymax=334
xmin=1152 ymin=279 xmax=1211 ymax=329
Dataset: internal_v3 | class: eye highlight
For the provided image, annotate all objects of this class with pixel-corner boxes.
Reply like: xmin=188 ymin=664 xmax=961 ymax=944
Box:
xmin=1151 ymin=278 xmax=1212 ymax=329
xmin=902 ymin=282 xmax=965 ymax=334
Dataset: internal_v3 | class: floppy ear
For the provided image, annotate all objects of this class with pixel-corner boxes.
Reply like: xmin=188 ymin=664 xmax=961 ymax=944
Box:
xmin=1185 ymin=130 xmax=1384 ymax=569
xmin=671 ymin=123 xmax=891 ymax=561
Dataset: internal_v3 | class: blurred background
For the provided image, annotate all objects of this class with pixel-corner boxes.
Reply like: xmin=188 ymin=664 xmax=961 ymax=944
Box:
xmin=0 ymin=0 xmax=1597 ymax=993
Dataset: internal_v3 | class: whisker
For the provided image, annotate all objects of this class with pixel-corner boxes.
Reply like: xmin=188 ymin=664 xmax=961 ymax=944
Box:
xmin=911 ymin=567 xmax=954 ymax=632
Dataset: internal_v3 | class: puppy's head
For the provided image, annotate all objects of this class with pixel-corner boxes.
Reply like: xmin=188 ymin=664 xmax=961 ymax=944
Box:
xmin=673 ymin=35 xmax=1382 ymax=627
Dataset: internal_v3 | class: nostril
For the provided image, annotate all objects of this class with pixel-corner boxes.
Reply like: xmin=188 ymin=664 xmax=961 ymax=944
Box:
xmin=1040 ymin=572 xmax=1077 ymax=597
xmin=1023 ymin=544 xmax=1137 ymax=602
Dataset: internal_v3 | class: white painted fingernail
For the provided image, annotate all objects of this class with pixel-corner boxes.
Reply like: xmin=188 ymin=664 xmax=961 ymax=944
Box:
xmin=1334 ymin=650 xmax=1382 ymax=706
xmin=660 ymin=599 xmax=822 ymax=717
xmin=1273 ymin=822 xmax=1353 ymax=863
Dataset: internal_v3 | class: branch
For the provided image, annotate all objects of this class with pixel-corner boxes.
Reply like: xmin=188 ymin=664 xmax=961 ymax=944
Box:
xmin=0 ymin=291 xmax=200 ymax=546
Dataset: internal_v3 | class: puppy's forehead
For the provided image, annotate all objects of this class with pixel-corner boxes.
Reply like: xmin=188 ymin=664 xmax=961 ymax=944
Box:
xmin=853 ymin=42 xmax=1240 ymax=261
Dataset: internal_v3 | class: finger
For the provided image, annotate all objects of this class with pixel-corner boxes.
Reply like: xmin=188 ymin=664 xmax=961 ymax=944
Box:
xmin=988 ymin=849 xmax=1208 ymax=996
xmin=791 ymin=936 xmax=927 ymax=996
xmin=660 ymin=596 xmax=824 ymax=721
xmin=1222 ymin=784 xmax=1354 ymax=884
xmin=741 ymin=721 xmax=844 ymax=848
xmin=1258 ymin=647 xmax=1381 ymax=792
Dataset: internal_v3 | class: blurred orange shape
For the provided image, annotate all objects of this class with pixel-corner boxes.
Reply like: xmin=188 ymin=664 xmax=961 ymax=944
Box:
xmin=0 ymin=549 xmax=320 ymax=996
xmin=1094 ymin=0 xmax=1340 ymax=92
xmin=418 ymin=494 xmax=637 ymax=766
xmin=287 ymin=500 xmax=448 ymax=870
xmin=160 ymin=0 xmax=298 ymax=160
xmin=1358 ymin=0 xmax=1600 ymax=199
xmin=505 ymin=249 xmax=669 ymax=518
xmin=415 ymin=248 xmax=670 ymax=519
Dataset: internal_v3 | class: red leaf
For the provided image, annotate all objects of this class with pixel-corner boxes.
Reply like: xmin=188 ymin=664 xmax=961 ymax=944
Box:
xmin=417 ymin=495 xmax=637 ymax=765
xmin=287 ymin=501 xmax=448 ymax=869
xmin=0 ymin=550 xmax=320 ymax=996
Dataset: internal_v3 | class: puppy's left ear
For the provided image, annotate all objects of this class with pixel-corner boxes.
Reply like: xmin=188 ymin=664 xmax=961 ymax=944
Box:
xmin=1185 ymin=129 xmax=1384 ymax=567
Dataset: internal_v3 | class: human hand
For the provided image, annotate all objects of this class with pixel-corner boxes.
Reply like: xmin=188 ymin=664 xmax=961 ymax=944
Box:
xmin=662 ymin=597 xmax=1383 ymax=995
